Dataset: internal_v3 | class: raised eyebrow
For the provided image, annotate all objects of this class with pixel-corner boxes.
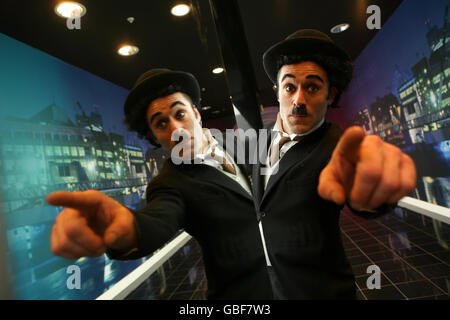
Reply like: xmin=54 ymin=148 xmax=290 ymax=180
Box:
xmin=170 ymin=101 xmax=187 ymax=108
xmin=305 ymin=75 xmax=324 ymax=84
xmin=150 ymin=101 xmax=187 ymax=125
xmin=280 ymin=73 xmax=295 ymax=83
xmin=150 ymin=112 xmax=162 ymax=125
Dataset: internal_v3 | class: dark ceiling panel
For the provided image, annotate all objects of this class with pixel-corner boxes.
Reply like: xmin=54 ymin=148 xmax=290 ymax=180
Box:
xmin=238 ymin=0 xmax=403 ymax=106
xmin=0 ymin=0 xmax=234 ymax=121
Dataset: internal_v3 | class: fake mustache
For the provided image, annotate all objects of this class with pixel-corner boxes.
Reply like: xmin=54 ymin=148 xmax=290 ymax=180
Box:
xmin=292 ymin=104 xmax=307 ymax=116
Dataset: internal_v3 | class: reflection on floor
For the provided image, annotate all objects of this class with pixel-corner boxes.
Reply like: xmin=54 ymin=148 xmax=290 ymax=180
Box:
xmin=125 ymin=207 xmax=450 ymax=300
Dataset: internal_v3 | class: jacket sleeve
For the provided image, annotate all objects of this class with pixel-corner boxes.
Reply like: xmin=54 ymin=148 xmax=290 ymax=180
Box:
xmin=107 ymin=181 xmax=186 ymax=260
xmin=347 ymin=203 xmax=396 ymax=219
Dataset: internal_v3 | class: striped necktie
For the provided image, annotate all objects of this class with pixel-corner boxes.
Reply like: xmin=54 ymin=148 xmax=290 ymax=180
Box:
xmin=269 ymin=135 xmax=301 ymax=167
xmin=209 ymin=146 xmax=237 ymax=175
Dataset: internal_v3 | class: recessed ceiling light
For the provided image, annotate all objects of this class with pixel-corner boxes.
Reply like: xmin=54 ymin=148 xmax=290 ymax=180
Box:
xmin=202 ymin=106 xmax=212 ymax=111
xmin=330 ymin=23 xmax=350 ymax=33
xmin=212 ymin=67 xmax=224 ymax=74
xmin=118 ymin=45 xmax=139 ymax=56
xmin=55 ymin=1 xmax=87 ymax=19
xmin=171 ymin=4 xmax=190 ymax=17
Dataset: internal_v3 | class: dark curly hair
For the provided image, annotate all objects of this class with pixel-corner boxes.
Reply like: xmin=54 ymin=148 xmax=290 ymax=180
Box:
xmin=123 ymin=83 xmax=195 ymax=146
xmin=274 ymin=53 xmax=353 ymax=108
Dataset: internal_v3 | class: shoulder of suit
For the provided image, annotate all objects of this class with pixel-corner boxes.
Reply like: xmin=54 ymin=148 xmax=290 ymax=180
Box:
xmin=147 ymin=159 xmax=176 ymax=185
xmin=145 ymin=160 xmax=182 ymax=195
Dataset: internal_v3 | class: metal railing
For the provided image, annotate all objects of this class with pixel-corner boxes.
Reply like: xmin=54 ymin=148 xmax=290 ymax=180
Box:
xmin=96 ymin=231 xmax=192 ymax=300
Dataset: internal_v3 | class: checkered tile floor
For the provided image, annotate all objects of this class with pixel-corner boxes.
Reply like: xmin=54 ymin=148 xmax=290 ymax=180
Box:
xmin=126 ymin=207 xmax=450 ymax=300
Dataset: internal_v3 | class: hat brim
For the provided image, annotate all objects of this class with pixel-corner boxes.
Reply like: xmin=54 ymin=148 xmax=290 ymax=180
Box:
xmin=263 ymin=37 xmax=351 ymax=84
xmin=124 ymin=70 xmax=201 ymax=117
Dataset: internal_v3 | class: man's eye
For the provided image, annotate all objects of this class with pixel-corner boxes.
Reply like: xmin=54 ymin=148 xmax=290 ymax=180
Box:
xmin=156 ymin=120 xmax=167 ymax=129
xmin=175 ymin=110 xmax=185 ymax=119
xmin=284 ymin=84 xmax=296 ymax=92
xmin=306 ymin=85 xmax=319 ymax=92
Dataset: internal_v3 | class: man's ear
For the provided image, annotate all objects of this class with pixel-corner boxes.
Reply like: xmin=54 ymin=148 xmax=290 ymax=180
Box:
xmin=273 ymin=84 xmax=279 ymax=101
xmin=327 ymin=87 xmax=338 ymax=106
xmin=193 ymin=105 xmax=202 ymax=121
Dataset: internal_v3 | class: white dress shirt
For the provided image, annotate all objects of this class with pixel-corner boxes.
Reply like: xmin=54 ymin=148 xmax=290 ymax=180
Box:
xmin=194 ymin=129 xmax=252 ymax=195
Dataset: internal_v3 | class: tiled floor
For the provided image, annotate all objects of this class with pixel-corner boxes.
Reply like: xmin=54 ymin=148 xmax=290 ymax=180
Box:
xmin=342 ymin=206 xmax=450 ymax=300
xmin=125 ymin=207 xmax=450 ymax=300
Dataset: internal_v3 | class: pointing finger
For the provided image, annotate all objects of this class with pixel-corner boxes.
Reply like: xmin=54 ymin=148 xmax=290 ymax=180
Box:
xmin=348 ymin=135 xmax=384 ymax=209
xmin=332 ymin=126 xmax=365 ymax=165
xmin=46 ymin=190 xmax=105 ymax=210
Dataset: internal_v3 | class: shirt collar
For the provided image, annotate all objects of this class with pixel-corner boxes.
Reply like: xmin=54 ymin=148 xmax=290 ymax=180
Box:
xmin=194 ymin=128 xmax=219 ymax=161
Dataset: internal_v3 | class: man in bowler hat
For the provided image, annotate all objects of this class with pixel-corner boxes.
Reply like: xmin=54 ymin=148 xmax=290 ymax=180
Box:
xmin=47 ymin=68 xmax=274 ymax=299
xmin=248 ymin=29 xmax=416 ymax=298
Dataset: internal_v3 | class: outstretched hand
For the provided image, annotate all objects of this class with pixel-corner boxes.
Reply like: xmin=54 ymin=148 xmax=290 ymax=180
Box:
xmin=318 ymin=126 xmax=416 ymax=211
xmin=47 ymin=190 xmax=137 ymax=259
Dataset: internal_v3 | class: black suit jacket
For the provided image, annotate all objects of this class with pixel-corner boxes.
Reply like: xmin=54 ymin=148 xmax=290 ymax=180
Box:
xmin=251 ymin=121 xmax=387 ymax=299
xmin=111 ymin=133 xmax=273 ymax=299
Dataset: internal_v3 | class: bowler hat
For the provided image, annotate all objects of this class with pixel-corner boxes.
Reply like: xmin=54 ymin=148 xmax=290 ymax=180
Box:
xmin=124 ymin=68 xmax=201 ymax=118
xmin=263 ymin=29 xmax=351 ymax=83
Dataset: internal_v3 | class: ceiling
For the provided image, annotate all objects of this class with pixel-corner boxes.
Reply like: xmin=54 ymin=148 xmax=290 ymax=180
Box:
xmin=0 ymin=0 xmax=403 ymax=129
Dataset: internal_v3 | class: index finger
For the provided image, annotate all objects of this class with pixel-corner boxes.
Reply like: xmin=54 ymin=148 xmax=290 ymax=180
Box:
xmin=332 ymin=126 xmax=366 ymax=165
xmin=46 ymin=190 xmax=104 ymax=209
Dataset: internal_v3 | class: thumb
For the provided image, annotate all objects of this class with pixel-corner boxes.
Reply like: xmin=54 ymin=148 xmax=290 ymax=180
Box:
xmin=103 ymin=208 xmax=137 ymax=251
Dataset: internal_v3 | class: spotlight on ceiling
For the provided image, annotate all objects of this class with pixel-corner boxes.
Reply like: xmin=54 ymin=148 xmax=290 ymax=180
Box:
xmin=212 ymin=67 xmax=224 ymax=74
xmin=171 ymin=4 xmax=190 ymax=17
xmin=330 ymin=23 xmax=350 ymax=33
xmin=55 ymin=1 xmax=87 ymax=18
xmin=118 ymin=45 xmax=139 ymax=56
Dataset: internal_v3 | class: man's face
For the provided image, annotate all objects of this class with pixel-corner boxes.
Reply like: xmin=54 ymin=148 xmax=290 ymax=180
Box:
xmin=277 ymin=61 xmax=336 ymax=135
xmin=146 ymin=92 xmax=203 ymax=157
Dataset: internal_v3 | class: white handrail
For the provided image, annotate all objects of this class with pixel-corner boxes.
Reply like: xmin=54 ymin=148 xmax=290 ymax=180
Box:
xmin=397 ymin=196 xmax=450 ymax=225
xmin=96 ymin=231 xmax=192 ymax=300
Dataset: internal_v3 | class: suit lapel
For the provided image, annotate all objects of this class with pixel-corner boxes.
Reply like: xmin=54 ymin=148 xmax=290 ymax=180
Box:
xmin=260 ymin=122 xmax=330 ymax=205
xmin=263 ymin=137 xmax=317 ymax=197
xmin=170 ymin=131 xmax=253 ymax=201
xmin=180 ymin=163 xmax=252 ymax=200
xmin=252 ymin=128 xmax=275 ymax=210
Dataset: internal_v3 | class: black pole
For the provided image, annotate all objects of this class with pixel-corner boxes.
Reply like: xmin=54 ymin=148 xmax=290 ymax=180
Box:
xmin=207 ymin=0 xmax=263 ymax=130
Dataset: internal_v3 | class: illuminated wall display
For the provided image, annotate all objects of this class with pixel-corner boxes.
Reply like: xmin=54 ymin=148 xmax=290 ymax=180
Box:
xmin=327 ymin=0 xmax=450 ymax=209
xmin=0 ymin=33 xmax=165 ymax=299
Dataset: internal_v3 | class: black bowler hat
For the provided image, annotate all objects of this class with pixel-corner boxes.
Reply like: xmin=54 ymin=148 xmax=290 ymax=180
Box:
xmin=124 ymin=68 xmax=201 ymax=118
xmin=263 ymin=29 xmax=351 ymax=83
